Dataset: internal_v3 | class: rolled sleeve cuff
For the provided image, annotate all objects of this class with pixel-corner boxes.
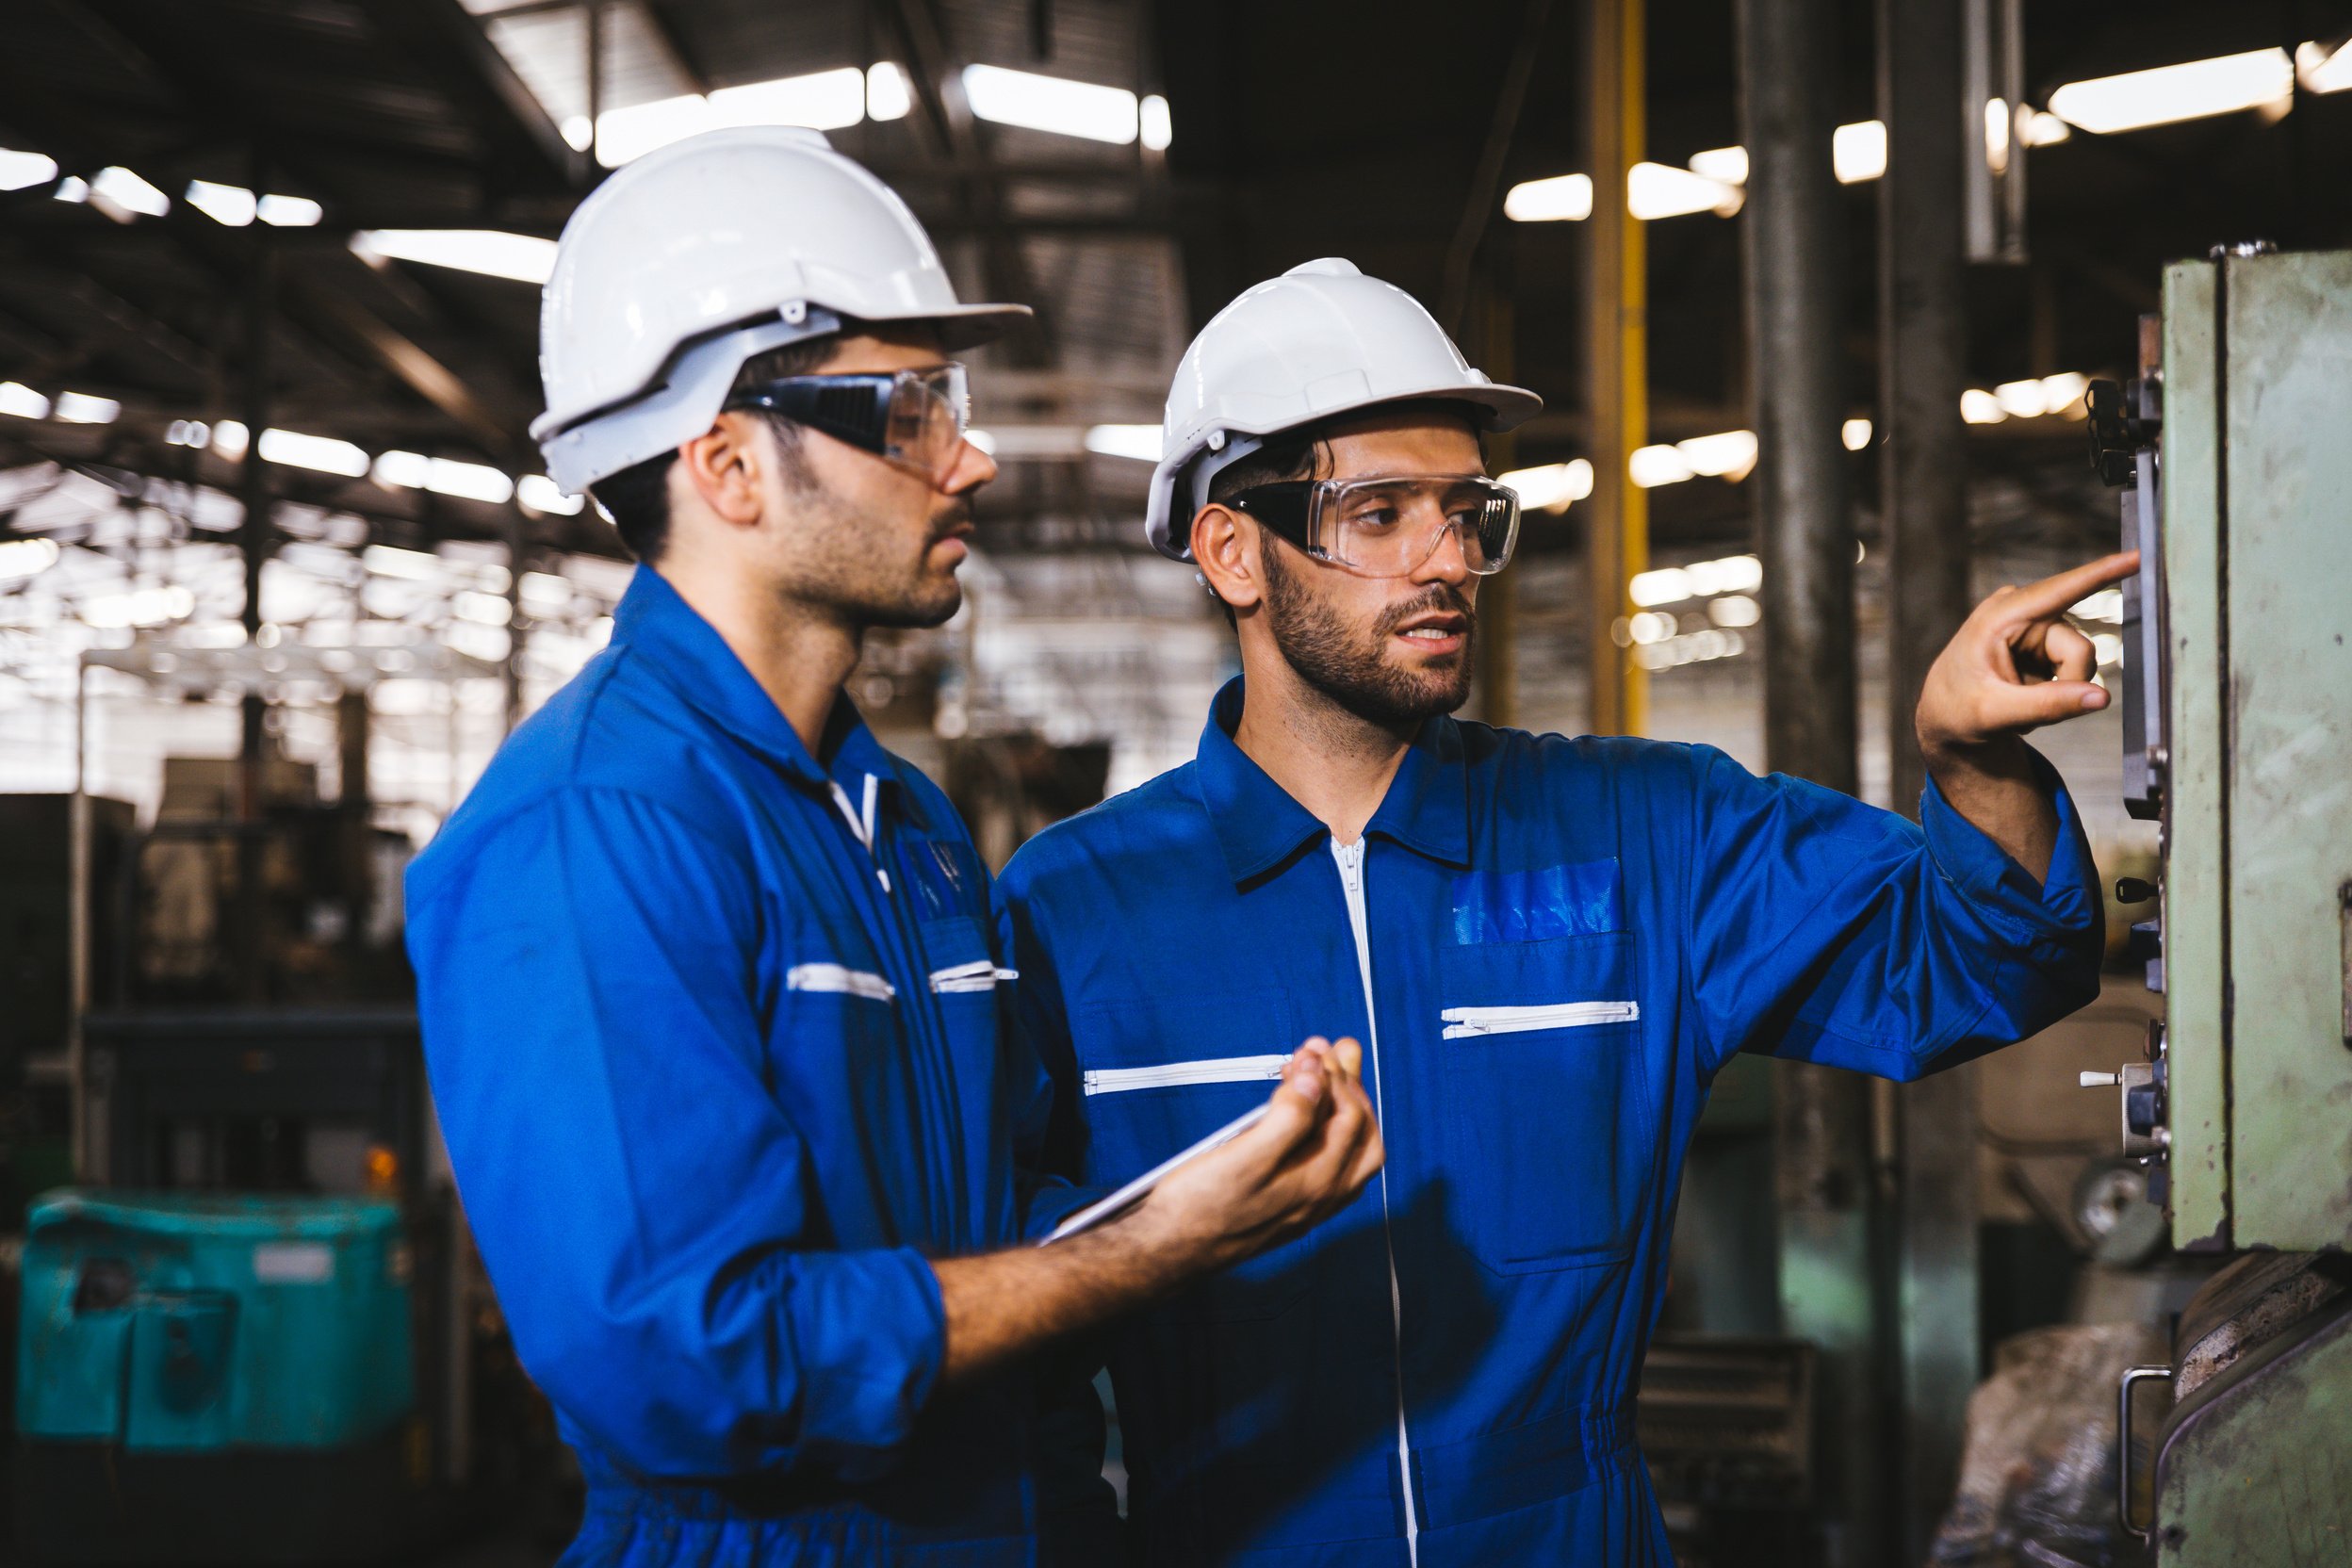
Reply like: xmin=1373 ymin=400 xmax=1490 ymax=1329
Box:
xmin=791 ymin=1245 xmax=950 ymax=1457
xmin=1018 ymin=1178 xmax=1110 ymax=1243
xmin=1919 ymin=746 xmax=2101 ymax=957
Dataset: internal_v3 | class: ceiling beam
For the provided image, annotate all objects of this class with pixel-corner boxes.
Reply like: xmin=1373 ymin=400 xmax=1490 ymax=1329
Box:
xmin=351 ymin=0 xmax=590 ymax=192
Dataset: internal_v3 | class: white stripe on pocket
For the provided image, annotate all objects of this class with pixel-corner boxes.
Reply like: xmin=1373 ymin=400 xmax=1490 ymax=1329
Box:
xmin=787 ymin=963 xmax=896 ymax=1002
xmin=929 ymin=959 xmax=1020 ymax=994
xmin=1082 ymin=1054 xmax=1292 ymax=1096
xmin=1440 ymin=1000 xmax=1639 ymax=1039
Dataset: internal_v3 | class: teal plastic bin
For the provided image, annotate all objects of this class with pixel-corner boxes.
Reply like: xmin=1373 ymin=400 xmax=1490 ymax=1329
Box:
xmin=15 ymin=1190 xmax=420 ymax=1563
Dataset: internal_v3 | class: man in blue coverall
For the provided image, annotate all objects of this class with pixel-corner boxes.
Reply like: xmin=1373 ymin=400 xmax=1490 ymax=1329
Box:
xmin=997 ymin=258 xmax=2136 ymax=1565
xmin=406 ymin=138 xmax=1382 ymax=1566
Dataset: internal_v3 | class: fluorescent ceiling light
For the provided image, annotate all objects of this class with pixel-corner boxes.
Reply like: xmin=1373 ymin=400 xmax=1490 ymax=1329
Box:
xmin=2071 ymin=587 xmax=2124 ymax=621
xmin=596 ymin=93 xmax=710 ymax=167
xmin=1994 ymin=377 xmax=2051 ymax=418
xmin=962 ymin=64 xmax=1138 ymax=144
xmin=376 ymin=450 xmax=515 ymax=503
xmin=1629 ymin=444 xmax=1696 ymax=488
xmin=1960 ymin=388 xmax=2007 ymax=425
xmin=1688 ymin=145 xmax=1748 ymax=185
xmin=0 ymin=538 xmax=60 ymax=580
xmin=561 ymin=115 xmax=594 ymax=150
xmin=1628 ymin=162 xmax=1742 ymax=220
xmin=0 ymin=382 xmax=53 ymax=419
xmin=259 ymin=427 xmax=370 ymax=477
xmin=354 ymin=229 xmax=558 ymax=285
xmin=0 ymin=148 xmax=58 ymax=192
xmin=2298 ymin=40 xmax=2352 ymax=93
xmin=165 ymin=420 xmax=210 ymax=448
xmin=1498 ymin=459 xmax=1593 ymax=511
xmin=2050 ymin=48 xmax=2294 ymax=134
xmin=1629 ymin=567 xmax=1691 ymax=607
xmin=258 ymin=194 xmax=323 ymax=227
xmin=2023 ymin=110 xmax=2071 ymax=146
xmin=1687 ymin=553 xmax=1763 ymax=596
xmin=708 ymin=68 xmax=866 ymax=133
xmin=212 ymin=420 xmax=250 ymax=456
xmin=964 ymin=428 xmax=997 ymax=456
xmin=1842 ymin=417 xmax=1872 ymax=450
xmin=363 ymin=544 xmax=439 ymax=580
xmin=83 ymin=585 xmax=193 ymax=629
xmin=1674 ymin=429 xmax=1758 ymax=479
xmin=186 ymin=179 xmax=256 ymax=226
xmin=1833 ymin=121 xmax=1886 ymax=183
xmin=1503 ymin=172 xmax=1592 ymax=222
xmin=518 ymin=475 xmax=583 ymax=515
xmin=54 ymin=391 xmax=122 ymax=424
xmin=2039 ymin=370 xmax=2091 ymax=415
xmin=53 ymin=175 xmax=89 ymax=204
xmin=90 ymin=166 xmax=170 ymax=220
xmin=1141 ymin=93 xmax=1173 ymax=152
xmin=1084 ymin=424 xmax=1162 ymax=462
xmin=452 ymin=589 xmax=511 ymax=626
xmin=867 ymin=62 xmax=913 ymax=122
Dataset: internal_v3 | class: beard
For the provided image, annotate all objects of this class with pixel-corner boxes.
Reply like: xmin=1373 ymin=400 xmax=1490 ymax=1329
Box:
xmin=1260 ymin=542 xmax=1477 ymax=728
xmin=785 ymin=473 xmax=971 ymax=632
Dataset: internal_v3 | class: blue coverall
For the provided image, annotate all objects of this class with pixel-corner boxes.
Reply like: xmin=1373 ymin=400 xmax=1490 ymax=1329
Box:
xmin=998 ymin=677 xmax=2104 ymax=1567
xmin=407 ymin=568 xmax=1115 ymax=1565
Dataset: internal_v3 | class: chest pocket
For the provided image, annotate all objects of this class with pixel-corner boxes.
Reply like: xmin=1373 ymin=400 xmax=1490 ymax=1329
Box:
xmin=1435 ymin=930 xmax=1654 ymax=1273
xmin=1070 ymin=988 xmax=1308 ymax=1322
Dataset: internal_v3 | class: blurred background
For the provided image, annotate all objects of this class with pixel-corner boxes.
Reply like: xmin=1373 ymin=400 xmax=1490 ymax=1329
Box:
xmin=1 ymin=1 xmax=2347 ymax=1563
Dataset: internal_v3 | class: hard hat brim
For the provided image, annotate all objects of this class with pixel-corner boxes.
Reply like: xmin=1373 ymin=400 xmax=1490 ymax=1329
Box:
xmin=924 ymin=302 xmax=1035 ymax=351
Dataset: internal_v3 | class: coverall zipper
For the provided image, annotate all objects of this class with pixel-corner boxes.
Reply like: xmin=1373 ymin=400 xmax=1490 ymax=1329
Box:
xmin=1331 ymin=835 xmax=1418 ymax=1568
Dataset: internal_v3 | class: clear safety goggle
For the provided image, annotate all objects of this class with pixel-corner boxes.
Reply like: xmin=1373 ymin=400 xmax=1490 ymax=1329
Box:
xmin=725 ymin=363 xmax=973 ymax=484
xmin=1228 ymin=474 xmax=1522 ymax=578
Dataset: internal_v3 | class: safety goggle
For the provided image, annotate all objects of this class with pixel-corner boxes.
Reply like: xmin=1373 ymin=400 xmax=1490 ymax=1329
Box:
xmin=725 ymin=363 xmax=973 ymax=484
xmin=1228 ymin=475 xmax=1521 ymax=578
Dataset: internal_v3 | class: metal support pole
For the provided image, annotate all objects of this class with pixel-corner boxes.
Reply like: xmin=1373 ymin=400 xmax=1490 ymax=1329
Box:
xmin=1475 ymin=255 xmax=1518 ymax=729
xmin=69 ymin=660 xmax=90 ymax=1178
xmin=1881 ymin=0 xmax=1980 ymax=1556
xmin=235 ymin=233 xmax=276 ymax=1003
xmin=1583 ymin=0 xmax=1646 ymax=738
xmin=1736 ymin=0 xmax=1881 ymax=1560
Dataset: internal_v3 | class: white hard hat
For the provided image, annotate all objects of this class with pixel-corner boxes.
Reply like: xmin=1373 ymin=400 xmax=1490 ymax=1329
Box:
xmin=1144 ymin=257 xmax=1541 ymax=562
xmin=532 ymin=126 xmax=1030 ymax=494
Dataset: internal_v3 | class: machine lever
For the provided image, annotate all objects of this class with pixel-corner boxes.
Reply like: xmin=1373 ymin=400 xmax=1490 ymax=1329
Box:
xmin=2115 ymin=877 xmax=2156 ymax=905
xmin=2117 ymin=1364 xmax=2170 ymax=1541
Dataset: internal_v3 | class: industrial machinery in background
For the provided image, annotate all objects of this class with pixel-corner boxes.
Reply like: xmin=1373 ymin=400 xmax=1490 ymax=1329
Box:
xmin=2082 ymin=243 xmax=2352 ymax=1565
xmin=7 ymin=636 xmax=548 ymax=1563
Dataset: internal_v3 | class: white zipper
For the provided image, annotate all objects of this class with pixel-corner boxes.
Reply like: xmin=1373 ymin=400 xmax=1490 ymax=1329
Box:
xmin=829 ymin=774 xmax=891 ymax=892
xmin=1331 ymin=836 xmax=1418 ymax=1568
xmin=787 ymin=962 xmax=895 ymax=1002
xmin=1082 ymin=1054 xmax=1291 ymax=1096
xmin=1441 ymin=1000 xmax=1640 ymax=1039
xmin=928 ymin=958 xmax=1020 ymax=994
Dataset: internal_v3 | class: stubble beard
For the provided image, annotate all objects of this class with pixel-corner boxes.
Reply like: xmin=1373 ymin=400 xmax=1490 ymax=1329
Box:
xmin=1260 ymin=541 xmax=1476 ymax=730
xmin=784 ymin=466 xmax=971 ymax=632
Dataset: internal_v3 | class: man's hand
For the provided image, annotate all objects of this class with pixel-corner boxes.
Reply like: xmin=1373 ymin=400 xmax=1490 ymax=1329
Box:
xmin=933 ymin=1036 xmax=1382 ymax=1384
xmin=1127 ymin=1037 xmax=1384 ymax=1272
xmin=1914 ymin=549 xmax=2139 ymax=880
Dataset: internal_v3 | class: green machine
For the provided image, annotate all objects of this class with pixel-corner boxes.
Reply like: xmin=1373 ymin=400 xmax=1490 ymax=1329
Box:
xmin=2084 ymin=244 xmax=2352 ymax=1564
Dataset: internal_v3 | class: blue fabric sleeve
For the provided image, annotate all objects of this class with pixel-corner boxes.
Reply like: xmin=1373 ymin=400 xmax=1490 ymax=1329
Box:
xmin=408 ymin=787 xmax=946 ymax=1480
xmin=1682 ymin=743 xmax=2103 ymax=1080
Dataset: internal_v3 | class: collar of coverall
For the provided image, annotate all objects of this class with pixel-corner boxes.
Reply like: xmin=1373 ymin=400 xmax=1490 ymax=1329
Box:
xmin=1193 ymin=675 xmax=1472 ymax=888
xmin=609 ymin=566 xmax=933 ymax=828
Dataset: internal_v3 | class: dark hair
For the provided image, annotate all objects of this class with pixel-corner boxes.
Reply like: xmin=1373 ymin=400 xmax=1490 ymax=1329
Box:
xmin=1195 ymin=400 xmax=1488 ymax=623
xmin=589 ymin=334 xmax=839 ymax=563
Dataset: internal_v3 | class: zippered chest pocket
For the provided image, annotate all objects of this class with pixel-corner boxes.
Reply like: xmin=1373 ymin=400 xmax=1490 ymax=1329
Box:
xmin=1434 ymin=930 xmax=1656 ymax=1273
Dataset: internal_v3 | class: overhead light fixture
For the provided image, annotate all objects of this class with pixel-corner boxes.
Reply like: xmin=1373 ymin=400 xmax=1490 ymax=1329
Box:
xmin=258 ymin=427 xmax=370 ymax=477
xmin=594 ymin=68 xmax=873 ymax=168
xmin=90 ymin=166 xmax=171 ymax=221
xmin=258 ymin=193 xmax=322 ymax=227
xmin=866 ymin=62 xmax=913 ymax=122
xmin=964 ymin=429 xmax=997 ymax=456
xmin=0 ymin=382 xmax=53 ymax=419
xmin=1960 ymin=388 xmax=2007 ymax=425
xmin=352 ymin=229 xmax=558 ymax=285
xmin=1503 ymin=172 xmax=1592 ymax=222
xmin=2050 ymin=48 xmax=2295 ymax=135
xmin=211 ymin=420 xmax=250 ymax=456
xmin=2038 ymin=370 xmax=2091 ymax=415
xmin=54 ymin=391 xmax=122 ymax=424
xmin=1674 ymin=429 xmax=1758 ymax=479
xmin=1627 ymin=162 xmax=1742 ymax=220
xmin=374 ymin=450 xmax=515 ymax=504
xmin=363 ymin=543 xmax=440 ymax=580
xmin=2298 ymin=39 xmax=2352 ymax=93
xmin=2022 ymin=110 xmax=2071 ymax=146
xmin=1994 ymin=377 xmax=2052 ymax=418
xmin=185 ymin=179 xmax=257 ymax=226
xmin=53 ymin=174 xmax=90 ymax=204
xmin=1084 ymin=424 xmax=1162 ymax=462
xmin=1497 ymin=459 xmax=1593 ymax=511
xmin=1687 ymin=145 xmax=1748 ymax=185
xmin=518 ymin=475 xmax=583 ymax=515
xmin=0 ymin=538 xmax=60 ymax=581
xmin=1833 ymin=121 xmax=1886 ymax=183
xmin=0 ymin=148 xmax=58 ymax=193
xmin=1141 ymin=93 xmax=1173 ymax=151
xmin=1842 ymin=417 xmax=1873 ymax=450
xmin=560 ymin=115 xmax=594 ymax=151
xmin=165 ymin=420 xmax=211 ymax=448
xmin=961 ymin=64 xmax=1139 ymax=144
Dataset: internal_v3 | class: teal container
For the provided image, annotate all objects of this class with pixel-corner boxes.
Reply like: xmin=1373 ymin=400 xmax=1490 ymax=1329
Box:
xmin=17 ymin=1189 xmax=414 ymax=1452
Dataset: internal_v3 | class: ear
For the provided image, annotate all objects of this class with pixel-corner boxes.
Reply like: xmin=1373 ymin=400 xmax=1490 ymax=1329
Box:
xmin=1191 ymin=504 xmax=1266 ymax=613
xmin=674 ymin=411 xmax=770 ymax=531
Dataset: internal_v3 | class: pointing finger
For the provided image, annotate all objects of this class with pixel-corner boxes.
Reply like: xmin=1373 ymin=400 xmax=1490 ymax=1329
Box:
xmin=2001 ymin=550 xmax=2139 ymax=625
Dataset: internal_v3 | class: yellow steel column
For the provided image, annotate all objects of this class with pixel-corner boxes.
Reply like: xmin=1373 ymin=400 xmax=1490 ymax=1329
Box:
xmin=1584 ymin=0 xmax=1648 ymax=736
